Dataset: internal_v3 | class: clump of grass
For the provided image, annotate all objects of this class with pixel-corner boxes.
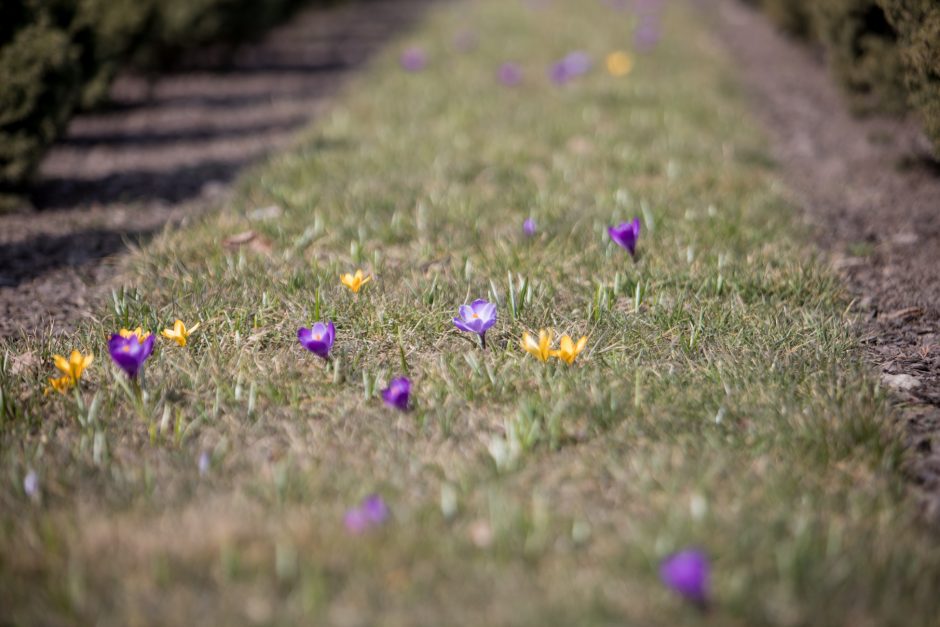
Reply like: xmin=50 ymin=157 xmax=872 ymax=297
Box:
xmin=2 ymin=0 xmax=940 ymax=624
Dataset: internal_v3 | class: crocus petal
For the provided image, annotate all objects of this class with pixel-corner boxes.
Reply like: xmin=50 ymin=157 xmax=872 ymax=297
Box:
xmin=141 ymin=335 xmax=156 ymax=360
xmin=109 ymin=337 xmax=142 ymax=378
xmin=453 ymin=318 xmax=476 ymax=334
xmin=310 ymin=341 xmax=332 ymax=359
xmin=299 ymin=321 xmax=335 ymax=359
xmin=53 ymin=355 xmax=70 ymax=376
xmin=458 ymin=304 xmax=476 ymax=321
xmin=68 ymin=350 xmax=83 ymax=375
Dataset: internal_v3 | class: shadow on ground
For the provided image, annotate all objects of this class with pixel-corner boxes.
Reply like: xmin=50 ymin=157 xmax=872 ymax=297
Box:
xmin=0 ymin=0 xmax=435 ymax=338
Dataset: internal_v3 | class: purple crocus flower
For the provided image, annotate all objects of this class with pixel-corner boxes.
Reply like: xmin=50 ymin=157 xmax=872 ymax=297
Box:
xmin=549 ymin=60 xmax=571 ymax=85
xmin=23 ymin=469 xmax=39 ymax=499
xmin=453 ymin=299 xmax=497 ymax=348
xmin=382 ymin=377 xmax=411 ymax=411
xmin=562 ymin=51 xmax=592 ymax=77
xmin=634 ymin=17 xmax=662 ymax=53
xmin=550 ymin=51 xmax=592 ymax=85
xmin=498 ymin=62 xmax=523 ymax=87
xmin=660 ymin=549 xmax=710 ymax=607
xmin=608 ymin=217 xmax=642 ymax=257
xmin=198 ymin=450 xmax=210 ymax=477
xmin=298 ymin=321 xmax=336 ymax=360
xmin=400 ymin=46 xmax=427 ymax=72
xmin=108 ymin=330 xmax=156 ymax=379
xmin=344 ymin=493 xmax=390 ymax=534
xmin=523 ymin=218 xmax=537 ymax=236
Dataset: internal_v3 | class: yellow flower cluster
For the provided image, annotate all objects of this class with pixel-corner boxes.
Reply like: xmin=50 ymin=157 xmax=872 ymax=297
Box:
xmin=45 ymin=320 xmax=200 ymax=396
xmin=521 ymin=329 xmax=588 ymax=365
xmin=45 ymin=350 xmax=93 ymax=395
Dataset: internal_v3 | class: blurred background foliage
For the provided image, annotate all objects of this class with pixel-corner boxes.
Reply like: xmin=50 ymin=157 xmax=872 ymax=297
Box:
xmin=746 ymin=0 xmax=940 ymax=151
xmin=1 ymin=0 xmax=938 ymax=210
xmin=0 ymin=0 xmax=324 ymax=207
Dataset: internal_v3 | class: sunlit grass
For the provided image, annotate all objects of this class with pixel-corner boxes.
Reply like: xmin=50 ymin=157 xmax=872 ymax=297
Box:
xmin=2 ymin=0 xmax=940 ymax=625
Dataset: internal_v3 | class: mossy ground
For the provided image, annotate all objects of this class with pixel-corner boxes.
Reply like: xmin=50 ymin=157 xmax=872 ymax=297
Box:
xmin=2 ymin=1 xmax=940 ymax=625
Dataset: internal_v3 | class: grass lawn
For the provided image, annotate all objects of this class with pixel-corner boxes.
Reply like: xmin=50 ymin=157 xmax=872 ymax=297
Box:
xmin=3 ymin=0 xmax=940 ymax=624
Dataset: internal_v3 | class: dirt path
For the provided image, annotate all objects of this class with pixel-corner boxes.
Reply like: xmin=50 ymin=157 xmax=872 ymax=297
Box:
xmin=0 ymin=0 xmax=432 ymax=340
xmin=711 ymin=0 xmax=940 ymax=514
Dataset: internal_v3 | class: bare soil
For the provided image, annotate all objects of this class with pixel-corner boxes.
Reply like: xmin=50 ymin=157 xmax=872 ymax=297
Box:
xmin=712 ymin=1 xmax=940 ymax=514
xmin=0 ymin=0 xmax=431 ymax=340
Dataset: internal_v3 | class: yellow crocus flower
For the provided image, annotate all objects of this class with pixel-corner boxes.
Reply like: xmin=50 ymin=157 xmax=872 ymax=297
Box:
xmin=45 ymin=375 xmax=73 ymax=396
xmin=45 ymin=349 xmax=93 ymax=395
xmin=340 ymin=269 xmax=373 ymax=294
xmin=54 ymin=349 xmax=93 ymax=382
xmin=551 ymin=334 xmax=588 ymax=365
xmin=521 ymin=329 xmax=553 ymax=362
xmin=606 ymin=51 xmax=633 ymax=77
xmin=161 ymin=319 xmax=200 ymax=347
xmin=119 ymin=327 xmax=151 ymax=341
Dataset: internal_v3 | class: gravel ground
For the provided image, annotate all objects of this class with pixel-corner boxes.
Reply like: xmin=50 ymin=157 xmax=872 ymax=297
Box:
xmin=713 ymin=0 xmax=940 ymax=515
xmin=0 ymin=0 xmax=432 ymax=339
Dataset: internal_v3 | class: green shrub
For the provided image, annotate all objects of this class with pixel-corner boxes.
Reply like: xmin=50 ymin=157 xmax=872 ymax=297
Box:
xmin=761 ymin=0 xmax=815 ymax=38
xmin=0 ymin=0 xmax=315 ymax=199
xmin=811 ymin=0 xmax=909 ymax=114
xmin=136 ymin=0 xmax=299 ymax=68
xmin=880 ymin=0 xmax=940 ymax=153
xmin=71 ymin=0 xmax=157 ymax=108
xmin=0 ymin=19 xmax=81 ymax=196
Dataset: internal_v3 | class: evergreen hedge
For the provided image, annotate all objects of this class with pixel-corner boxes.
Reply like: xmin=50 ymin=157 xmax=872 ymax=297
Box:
xmin=811 ymin=0 xmax=908 ymax=114
xmin=752 ymin=0 xmax=940 ymax=154
xmin=880 ymin=0 xmax=940 ymax=153
xmin=0 ymin=16 xmax=81 ymax=204
xmin=0 ymin=0 xmax=314 ymax=205
xmin=760 ymin=0 xmax=814 ymax=39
